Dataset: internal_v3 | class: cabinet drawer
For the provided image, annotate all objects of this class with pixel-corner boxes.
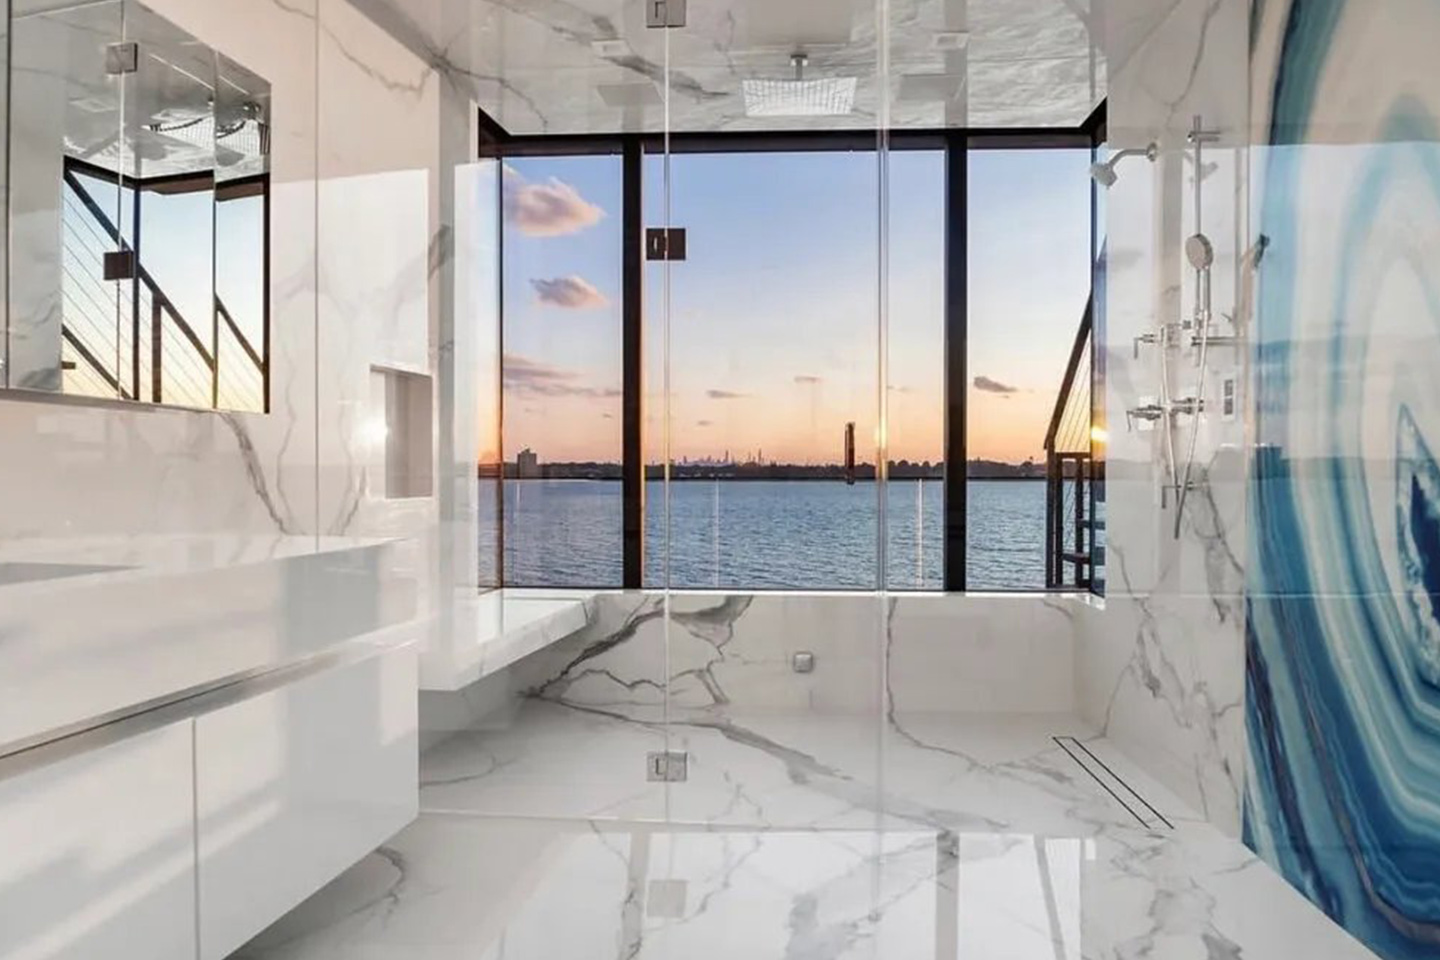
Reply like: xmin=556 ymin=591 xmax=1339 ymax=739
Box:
xmin=195 ymin=646 xmax=417 ymax=959
xmin=0 ymin=724 xmax=196 ymax=960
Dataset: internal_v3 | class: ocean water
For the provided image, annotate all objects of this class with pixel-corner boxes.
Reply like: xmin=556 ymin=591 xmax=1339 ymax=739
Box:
xmin=483 ymin=479 xmax=1051 ymax=591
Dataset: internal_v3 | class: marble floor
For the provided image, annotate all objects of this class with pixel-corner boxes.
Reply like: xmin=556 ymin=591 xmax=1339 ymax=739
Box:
xmin=236 ymin=701 xmax=1379 ymax=959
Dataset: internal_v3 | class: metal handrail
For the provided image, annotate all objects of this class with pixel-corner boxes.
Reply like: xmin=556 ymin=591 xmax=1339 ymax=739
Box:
xmin=215 ymin=297 xmax=263 ymax=371
xmin=62 ymin=168 xmax=217 ymax=369
xmin=60 ymin=325 xmax=128 ymax=398
xmin=1044 ymin=295 xmax=1093 ymax=454
xmin=59 ymin=167 xmax=266 ymax=409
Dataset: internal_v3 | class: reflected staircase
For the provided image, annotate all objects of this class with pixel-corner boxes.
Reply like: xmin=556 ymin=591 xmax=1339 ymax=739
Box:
xmin=59 ymin=167 xmax=265 ymax=411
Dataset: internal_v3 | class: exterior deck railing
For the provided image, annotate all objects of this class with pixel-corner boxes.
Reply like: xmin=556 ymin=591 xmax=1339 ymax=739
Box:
xmin=1043 ymin=297 xmax=1099 ymax=590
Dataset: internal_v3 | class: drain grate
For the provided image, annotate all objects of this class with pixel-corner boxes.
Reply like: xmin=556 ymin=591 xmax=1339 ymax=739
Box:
xmin=1052 ymin=736 xmax=1173 ymax=830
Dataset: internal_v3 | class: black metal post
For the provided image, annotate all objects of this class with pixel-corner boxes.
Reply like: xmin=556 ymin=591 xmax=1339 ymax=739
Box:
xmin=262 ymin=175 xmax=272 ymax=413
xmin=943 ymin=133 xmax=968 ymax=592
xmin=621 ymin=140 xmax=645 ymax=589
xmin=131 ymin=182 xmax=142 ymax=400
xmin=151 ymin=297 xmax=163 ymax=403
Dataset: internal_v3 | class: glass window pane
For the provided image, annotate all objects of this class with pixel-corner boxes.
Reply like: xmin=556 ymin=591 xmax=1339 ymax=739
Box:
xmin=643 ymin=150 xmax=883 ymax=591
xmin=886 ymin=149 xmax=946 ymax=591
xmin=967 ymin=148 xmax=1092 ymax=590
xmin=501 ymin=154 xmax=623 ymax=588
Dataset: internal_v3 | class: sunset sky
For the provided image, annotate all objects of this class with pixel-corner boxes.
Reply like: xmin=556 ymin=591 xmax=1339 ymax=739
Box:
xmin=497 ymin=147 xmax=1090 ymax=467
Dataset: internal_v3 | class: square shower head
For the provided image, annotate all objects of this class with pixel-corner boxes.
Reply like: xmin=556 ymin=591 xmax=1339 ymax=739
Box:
xmin=742 ymin=76 xmax=857 ymax=117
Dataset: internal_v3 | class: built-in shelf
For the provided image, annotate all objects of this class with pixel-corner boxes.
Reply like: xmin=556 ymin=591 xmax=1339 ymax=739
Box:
xmin=370 ymin=366 xmax=433 ymax=499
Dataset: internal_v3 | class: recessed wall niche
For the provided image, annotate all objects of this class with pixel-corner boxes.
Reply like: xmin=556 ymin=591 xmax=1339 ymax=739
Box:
xmin=370 ymin=366 xmax=433 ymax=500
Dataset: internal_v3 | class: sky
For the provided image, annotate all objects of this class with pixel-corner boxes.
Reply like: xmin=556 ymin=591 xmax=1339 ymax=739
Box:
xmin=498 ymin=147 xmax=1091 ymax=467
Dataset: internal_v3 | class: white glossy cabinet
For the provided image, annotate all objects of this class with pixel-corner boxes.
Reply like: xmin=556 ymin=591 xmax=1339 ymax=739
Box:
xmin=195 ymin=647 xmax=418 ymax=959
xmin=0 ymin=724 xmax=196 ymax=960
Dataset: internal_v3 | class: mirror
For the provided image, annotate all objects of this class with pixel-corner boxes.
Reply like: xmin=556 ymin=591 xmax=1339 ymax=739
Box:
xmin=5 ymin=0 xmax=270 ymax=413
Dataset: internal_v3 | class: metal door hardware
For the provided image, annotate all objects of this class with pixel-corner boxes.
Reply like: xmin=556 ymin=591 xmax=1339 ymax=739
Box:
xmin=103 ymin=250 xmax=136 ymax=281
xmin=646 ymin=227 xmax=687 ymax=261
xmin=646 ymin=0 xmax=686 ymax=28
xmin=106 ymin=42 xmax=138 ymax=75
xmin=646 ymin=751 xmax=689 ymax=782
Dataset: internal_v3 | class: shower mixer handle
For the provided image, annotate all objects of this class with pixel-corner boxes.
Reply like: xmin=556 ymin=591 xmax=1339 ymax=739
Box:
xmin=1126 ymin=403 xmax=1165 ymax=430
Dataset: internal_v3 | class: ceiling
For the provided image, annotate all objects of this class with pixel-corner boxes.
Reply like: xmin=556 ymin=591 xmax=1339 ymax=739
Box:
xmin=350 ymin=0 xmax=1105 ymax=135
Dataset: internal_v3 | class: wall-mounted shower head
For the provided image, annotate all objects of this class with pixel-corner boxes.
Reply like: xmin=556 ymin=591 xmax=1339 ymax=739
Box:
xmin=1089 ymin=142 xmax=1158 ymax=187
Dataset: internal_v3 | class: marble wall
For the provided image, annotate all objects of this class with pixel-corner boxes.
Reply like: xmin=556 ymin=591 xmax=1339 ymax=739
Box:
xmin=1075 ymin=0 xmax=1252 ymax=837
xmin=1242 ymin=2 xmax=1440 ymax=958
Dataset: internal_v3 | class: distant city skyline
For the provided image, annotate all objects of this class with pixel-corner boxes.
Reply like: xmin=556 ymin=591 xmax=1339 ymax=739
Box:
xmin=504 ymin=444 xmax=1034 ymax=470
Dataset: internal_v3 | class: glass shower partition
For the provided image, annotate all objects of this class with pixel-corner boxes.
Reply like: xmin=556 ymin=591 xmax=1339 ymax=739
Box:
xmin=650 ymin=4 xmax=892 ymax=833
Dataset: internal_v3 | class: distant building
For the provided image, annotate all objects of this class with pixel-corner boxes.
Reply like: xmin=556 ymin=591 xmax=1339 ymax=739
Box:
xmin=516 ymin=447 xmax=541 ymax=478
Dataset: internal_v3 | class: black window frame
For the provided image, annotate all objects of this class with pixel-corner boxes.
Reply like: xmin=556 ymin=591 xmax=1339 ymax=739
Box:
xmin=483 ymin=101 xmax=1107 ymax=594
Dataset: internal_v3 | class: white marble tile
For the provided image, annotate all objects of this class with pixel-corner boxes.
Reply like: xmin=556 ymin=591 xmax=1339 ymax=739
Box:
xmin=236 ymin=788 xmax=1378 ymax=960
xmin=509 ymin=591 xmax=1079 ymax=718
xmin=345 ymin=0 xmax=1104 ymax=136
xmin=418 ymin=691 xmax=1175 ymax=839
xmin=1076 ymin=0 xmax=1252 ymax=838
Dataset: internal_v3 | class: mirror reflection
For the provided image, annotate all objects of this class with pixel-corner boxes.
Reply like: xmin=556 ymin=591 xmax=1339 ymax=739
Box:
xmin=6 ymin=0 xmax=270 ymax=413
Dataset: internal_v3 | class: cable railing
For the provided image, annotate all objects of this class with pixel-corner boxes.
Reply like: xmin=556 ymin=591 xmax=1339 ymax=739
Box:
xmin=1044 ymin=296 xmax=1099 ymax=590
xmin=58 ymin=168 xmax=267 ymax=412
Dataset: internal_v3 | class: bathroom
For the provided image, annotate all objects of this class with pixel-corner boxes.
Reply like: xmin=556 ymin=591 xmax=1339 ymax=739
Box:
xmin=0 ymin=1 xmax=1435 ymax=958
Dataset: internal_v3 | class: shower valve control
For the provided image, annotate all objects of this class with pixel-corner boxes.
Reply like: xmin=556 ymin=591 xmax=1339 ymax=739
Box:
xmin=1126 ymin=403 xmax=1165 ymax=431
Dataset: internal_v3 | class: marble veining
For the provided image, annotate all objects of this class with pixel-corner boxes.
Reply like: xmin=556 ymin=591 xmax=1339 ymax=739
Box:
xmin=238 ymin=733 xmax=1378 ymax=960
xmin=345 ymin=0 xmax=1105 ymax=135
xmin=1075 ymin=0 xmax=1250 ymax=841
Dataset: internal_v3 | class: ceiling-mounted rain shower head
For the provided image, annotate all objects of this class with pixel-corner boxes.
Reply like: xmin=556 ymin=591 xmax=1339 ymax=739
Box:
xmin=742 ymin=51 xmax=857 ymax=118
xmin=1089 ymin=142 xmax=1159 ymax=187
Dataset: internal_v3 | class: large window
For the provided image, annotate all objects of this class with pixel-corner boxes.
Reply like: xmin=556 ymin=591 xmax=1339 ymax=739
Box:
xmin=490 ymin=129 xmax=1099 ymax=594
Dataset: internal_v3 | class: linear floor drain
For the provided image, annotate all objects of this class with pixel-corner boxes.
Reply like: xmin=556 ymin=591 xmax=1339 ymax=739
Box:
xmin=1053 ymin=736 xmax=1173 ymax=830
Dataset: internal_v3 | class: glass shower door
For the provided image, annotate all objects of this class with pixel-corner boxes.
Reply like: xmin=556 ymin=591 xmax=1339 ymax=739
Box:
xmin=651 ymin=3 xmax=892 ymax=834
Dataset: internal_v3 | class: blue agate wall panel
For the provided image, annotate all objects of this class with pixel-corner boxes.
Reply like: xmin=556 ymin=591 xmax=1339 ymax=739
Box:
xmin=1245 ymin=3 xmax=1440 ymax=958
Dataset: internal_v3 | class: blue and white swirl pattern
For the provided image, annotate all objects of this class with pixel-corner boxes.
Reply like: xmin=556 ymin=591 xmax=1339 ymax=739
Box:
xmin=1245 ymin=2 xmax=1440 ymax=958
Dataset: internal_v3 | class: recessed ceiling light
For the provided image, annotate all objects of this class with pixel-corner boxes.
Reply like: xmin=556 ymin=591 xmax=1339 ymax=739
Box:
xmin=932 ymin=31 xmax=971 ymax=51
xmin=591 ymin=38 xmax=630 ymax=58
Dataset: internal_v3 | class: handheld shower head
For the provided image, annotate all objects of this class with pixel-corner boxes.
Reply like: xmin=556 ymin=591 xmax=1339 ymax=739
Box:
xmin=1089 ymin=142 xmax=1159 ymax=187
xmin=1185 ymin=233 xmax=1214 ymax=270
